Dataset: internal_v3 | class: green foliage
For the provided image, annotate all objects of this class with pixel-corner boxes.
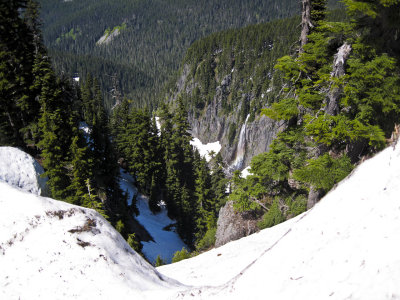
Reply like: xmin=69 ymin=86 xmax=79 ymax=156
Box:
xmin=39 ymin=0 xmax=304 ymax=109
xmin=196 ymin=226 xmax=217 ymax=252
xmin=155 ymin=255 xmax=166 ymax=267
xmin=286 ymin=195 xmax=308 ymax=218
xmin=210 ymin=152 xmax=228 ymax=209
xmin=229 ymin=169 xmax=271 ymax=213
xmin=102 ymin=23 xmax=126 ymax=40
xmin=258 ymin=198 xmax=285 ymax=229
xmin=127 ymin=233 xmax=142 ymax=253
xmin=229 ymin=0 xmax=400 ymax=232
xmin=56 ymin=27 xmax=82 ymax=43
xmin=115 ymin=219 xmax=125 ymax=234
xmin=82 ymin=179 xmax=109 ymax=220
xmin=171 ymin=247 xmax=191 ymax=263
xmin=263 ymin=97 xmax=298 ymax=121
xmin=293 ymin=154 xmax=353 ymax=191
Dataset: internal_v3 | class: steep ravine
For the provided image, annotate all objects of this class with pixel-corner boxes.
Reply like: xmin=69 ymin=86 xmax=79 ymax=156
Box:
xmin=188 ymin=97 xmax=283 ymax=171
xmin=166 ymin=18 xmax=300 ymax=172
xmin=175 ymin=66 xmax=283 ymax=172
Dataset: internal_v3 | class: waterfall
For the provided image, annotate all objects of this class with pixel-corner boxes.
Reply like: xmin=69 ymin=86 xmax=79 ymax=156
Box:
xmin=229 ymin=114 xmax=250 ymax=171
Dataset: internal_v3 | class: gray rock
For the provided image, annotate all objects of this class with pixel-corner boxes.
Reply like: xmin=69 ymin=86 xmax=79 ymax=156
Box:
xmin=215 ymin=201 xmax=262 ymax=247
xmin=170 ymin=63 xmax=283 ymax=174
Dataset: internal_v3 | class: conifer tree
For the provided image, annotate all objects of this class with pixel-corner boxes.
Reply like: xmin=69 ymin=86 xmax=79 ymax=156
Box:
xmin=231 ymin=0 xmax=400 ymax=219
xmin=66 ymin=135 xmax=92 ymax=205
xmin=0 ymin=0 xmax=36 ymax=147
xmin=194 ymin=153 xmax=215 ymax=242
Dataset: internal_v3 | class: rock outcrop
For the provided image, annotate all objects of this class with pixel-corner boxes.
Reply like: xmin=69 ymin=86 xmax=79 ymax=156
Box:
xmin=215 ymin=201 xmax=263 ymax=247
xmin=97 ymin=28 xmax=120 ymax=45
xmin=186 ymin=73 xmax=283 ymax=172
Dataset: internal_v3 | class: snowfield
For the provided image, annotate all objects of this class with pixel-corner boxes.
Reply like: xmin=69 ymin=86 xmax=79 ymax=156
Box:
xmin=0 ymin=181 xmax=183 ymax=299
xmin=1 ymin=141 xmax=400 ymax=299
xmin=159 ymin=141 xmax=400 ymax=299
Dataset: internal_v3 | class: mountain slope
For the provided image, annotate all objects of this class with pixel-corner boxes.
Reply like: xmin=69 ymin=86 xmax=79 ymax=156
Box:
xmin=2 ymin=140 xmax=400 ymax=299
xmin=38 ymin=0 xmax=306 ymax=108
xmin=0 ymin=180 xmax=183 ymax=299
xmin=158 ymin=140 xmax=400 ymax=299
xmin=165 ymin=16 xmax=300 ymax=170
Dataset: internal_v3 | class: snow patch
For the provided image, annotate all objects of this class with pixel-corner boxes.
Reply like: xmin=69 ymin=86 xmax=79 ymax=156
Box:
xmin=240 ymin=166 xmax=252 ymax=178
xmin=0 ymin=147 xmax=49 ymax=196
xmin=190 ymin=138 xmax=221 ymax=162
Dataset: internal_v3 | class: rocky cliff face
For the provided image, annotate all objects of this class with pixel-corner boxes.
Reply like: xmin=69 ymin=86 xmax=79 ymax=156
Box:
xmin=183 ymin=70 xmax=283 ymax=172
xmin=166 ymin=18 xmax=300 ymax=173
xmin=215 ymin=201 xmax=263 ymax=247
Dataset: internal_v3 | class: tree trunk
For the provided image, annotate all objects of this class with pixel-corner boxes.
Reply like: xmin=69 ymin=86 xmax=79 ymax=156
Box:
xmin=325 ymin=43 xmax=352 ymax=115
xmin=307 ymin=43 xmax=352 ymax=209
xmin=300 ymin=0 xmax=312 ymax=53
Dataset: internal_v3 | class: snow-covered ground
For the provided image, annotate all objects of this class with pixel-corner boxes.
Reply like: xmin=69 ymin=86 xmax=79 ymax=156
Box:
xmin=119 ymin=169 xmax=187 ymax=264
xmin=158 ymin=141 xmax=400 ymax=299
xmin=190 ymin=138 xmax=222 ymax=162
xmin=0 ymin=181 xmax=183 ymax=299
xmin=0 ymin=146 xmax=48 ymax=196
xmin=2 ymin=140 xmax=400 ymax=299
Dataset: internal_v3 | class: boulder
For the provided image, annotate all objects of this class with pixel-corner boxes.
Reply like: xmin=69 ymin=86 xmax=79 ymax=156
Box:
xmin=215 ymin=201 xmax=262 ymax=247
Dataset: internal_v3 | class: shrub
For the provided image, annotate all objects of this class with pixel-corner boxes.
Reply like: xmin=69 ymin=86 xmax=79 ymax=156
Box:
xmin=258 ymin=198 xmax=285 ymax=229
xmin=127 ymin=233 xmax=142 ymax=253
xmin=155 ymin=255 xmax=166 ymax=267
xmin=196 ymin=226 xmax=217 ymax=251
xmin=171 ymin=247 xmax=191 ymax=263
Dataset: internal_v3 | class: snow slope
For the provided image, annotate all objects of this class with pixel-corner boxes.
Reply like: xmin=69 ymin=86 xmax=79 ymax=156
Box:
xmin=2 ymin=141 xmax=400 ymax=299
xmin=0 ymin=147 xmax=48 ymax=196
xmin=158 ymin=141 xmax=400 ymax=299
xmin=0 ymin=181 xmax=183 ymax=300
xmin=119 ymin=169 xmax=187 ymax=264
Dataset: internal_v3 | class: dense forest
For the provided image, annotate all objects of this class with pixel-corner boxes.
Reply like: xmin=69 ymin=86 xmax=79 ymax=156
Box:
xmin=0 ymin=0 xmax=142 ymax=253
xmin=37 ymin=0 xmax=340 ymax=109
xmin=111 ymin=98 xmax=228 ymax=250
xmin=0 ymin=0 xmax=227 ymax=254
xmin=170 ymin=10 xmax=348 ymax=120
xmin=228 ymin=0 xmax=400 ymax=230
xmin=1 ymin=0 xmax=399 ymax=261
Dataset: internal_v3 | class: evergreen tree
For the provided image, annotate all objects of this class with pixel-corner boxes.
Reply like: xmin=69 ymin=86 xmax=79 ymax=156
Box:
xmin=0 ymin=0 xmax=36 ymax=147
xmin=36 ymin=62 xmax=75 ymax=199
xmin=194 ymin=153 xmax=217 ymax=242
xmin=210 ymin=152 xmax=228 ymax=210
xmin=228 ymin=0 xmax=400 ymax=229
xmin=67 ymin=135 xmax=92 ymax=205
